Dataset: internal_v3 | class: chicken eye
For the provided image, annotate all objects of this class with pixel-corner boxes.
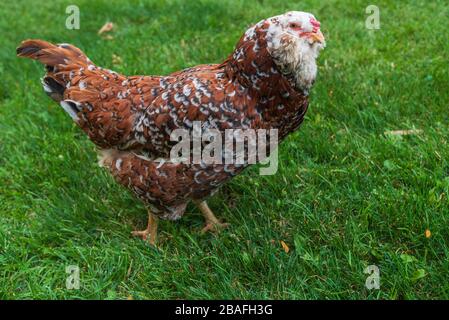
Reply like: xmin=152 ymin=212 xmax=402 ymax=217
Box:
xmin=289 ymin=22 xmax=301 ymax=29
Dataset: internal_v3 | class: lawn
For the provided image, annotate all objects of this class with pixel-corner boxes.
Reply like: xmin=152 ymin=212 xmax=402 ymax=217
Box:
xmin=0 ymin=0 xmax=448 ymax=299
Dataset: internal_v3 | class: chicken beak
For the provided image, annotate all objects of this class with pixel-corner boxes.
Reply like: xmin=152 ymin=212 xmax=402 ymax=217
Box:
xmin=309 ymin=30 xmax=325 ymax=44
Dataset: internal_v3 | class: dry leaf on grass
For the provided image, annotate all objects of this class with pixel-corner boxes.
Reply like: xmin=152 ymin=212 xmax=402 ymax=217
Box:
xmin=280 ymin=240 xmax=290 ymax=253
xmin=112 ymin=54 xmax=122 ymax=65
xmin=98 ymin=22 xmax=114 ymax=35
xmin=384 ymin=129 xmax=423 ymax=136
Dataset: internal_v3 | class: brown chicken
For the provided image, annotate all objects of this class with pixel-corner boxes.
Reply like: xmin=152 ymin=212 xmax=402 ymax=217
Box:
xmin=17 ymin=11 xmax=325 ymax=245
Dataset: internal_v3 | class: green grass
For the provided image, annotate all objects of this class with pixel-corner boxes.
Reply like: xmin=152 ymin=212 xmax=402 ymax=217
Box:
xmin=1 ymin=0 xmax=448 ymax=299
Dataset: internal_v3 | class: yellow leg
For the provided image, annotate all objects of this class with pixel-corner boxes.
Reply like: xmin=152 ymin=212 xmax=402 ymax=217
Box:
xmin=131 ymin=210 xmax=158 ymax=245
xmin=194 ymin=200 xmax=229 ymax=233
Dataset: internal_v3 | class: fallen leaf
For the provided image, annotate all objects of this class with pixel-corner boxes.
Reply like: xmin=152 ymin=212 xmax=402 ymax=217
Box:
xmin=280 ymin=240 xmax=290 ymax=253
xmin=112 ymin=54 xmax=122 ymax=65
xmin=400 ymin=253 xmax=417 ymax=264
xmin=411 ymin=269 xmax=427 ymax=282
xmin=425 ymin=229 xmax=431 ymax=238
xmin=98 ymin=22 xmax=114 ymax=35
xmin=384 ymin=129 xmax=423 ymax=136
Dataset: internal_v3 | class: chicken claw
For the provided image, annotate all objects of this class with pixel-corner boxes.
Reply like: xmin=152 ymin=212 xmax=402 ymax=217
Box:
xmin=194 ymin=200 xmax=230 ymax=234
xmin=132 ymin=210 xmax=158 ymax=245
xmin=201 ymin=221 xmax=230 ymax=234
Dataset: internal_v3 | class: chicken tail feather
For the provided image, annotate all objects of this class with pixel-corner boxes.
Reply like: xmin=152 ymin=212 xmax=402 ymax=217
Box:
xmin=17 ymin=39 xmax=90 ymax=102
xmin=17 ymin=39 xmax=87 ymax=66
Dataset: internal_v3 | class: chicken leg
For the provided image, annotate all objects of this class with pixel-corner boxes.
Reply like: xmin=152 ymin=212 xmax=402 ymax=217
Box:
xmin=131 ymin=210 xmax=158 ymax=245
xmin=194 ymin=200 xmax=229 ymax=233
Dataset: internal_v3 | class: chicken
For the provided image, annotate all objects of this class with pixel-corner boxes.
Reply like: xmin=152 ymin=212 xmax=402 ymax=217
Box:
xmin=17 ymin=11 xmax=325 ymax=245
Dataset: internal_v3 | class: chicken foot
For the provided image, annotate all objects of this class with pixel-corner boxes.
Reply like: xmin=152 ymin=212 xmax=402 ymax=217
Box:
xmin=194 ymin=200 xmax=229 ymax=233
xmin=132 ymin=210 xmax=158 ymax=245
